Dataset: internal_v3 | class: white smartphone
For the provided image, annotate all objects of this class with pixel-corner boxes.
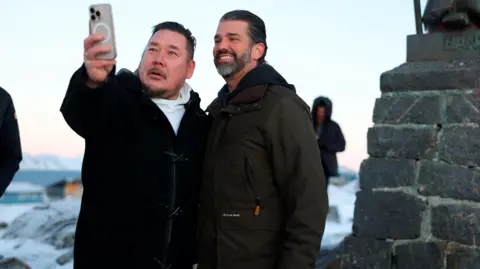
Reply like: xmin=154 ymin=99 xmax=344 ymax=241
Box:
xmin=88 ymin=3 xmax=117 ymax=60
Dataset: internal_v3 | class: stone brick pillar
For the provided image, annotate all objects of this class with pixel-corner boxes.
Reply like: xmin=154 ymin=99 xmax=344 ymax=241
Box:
xmin=341 ymin=30 xmax=480 ymax=269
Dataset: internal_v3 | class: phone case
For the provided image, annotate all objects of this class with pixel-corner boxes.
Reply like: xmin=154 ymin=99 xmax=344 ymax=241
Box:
xmin=88 ymin=4 xmax=117 ymax=60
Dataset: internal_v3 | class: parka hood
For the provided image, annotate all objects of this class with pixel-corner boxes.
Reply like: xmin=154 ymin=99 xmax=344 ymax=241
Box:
xmin=311 ymin=96 xmax=332 ymax=124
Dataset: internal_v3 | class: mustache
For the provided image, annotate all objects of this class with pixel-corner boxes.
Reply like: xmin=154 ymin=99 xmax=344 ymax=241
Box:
xmin=215 ymin=49 xmax=237 ymax=60
xmin=147 ymin=68 xmax=167 ymax=78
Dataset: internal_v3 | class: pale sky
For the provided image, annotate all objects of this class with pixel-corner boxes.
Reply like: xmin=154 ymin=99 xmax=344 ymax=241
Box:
xmin=0 ymin=0 xmax=423 ymax=170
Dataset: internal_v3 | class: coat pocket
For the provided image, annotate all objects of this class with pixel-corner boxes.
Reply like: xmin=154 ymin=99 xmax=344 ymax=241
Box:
xmin=245 ymin=158 xmax=261 ymax=216
xmin=218 ymin=208 xmax=284 ymax=269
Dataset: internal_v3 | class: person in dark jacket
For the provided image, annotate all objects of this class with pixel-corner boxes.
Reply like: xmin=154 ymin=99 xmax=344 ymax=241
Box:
xmin=311 ymin=96 xmax=346 ymax=188
xmin=0 ymin=87 xmax=22 ymax=197
xmin=60 ymin=22 xmax=210 ymax=269
xmin=198 ymin=10 xmax=329 ymax=269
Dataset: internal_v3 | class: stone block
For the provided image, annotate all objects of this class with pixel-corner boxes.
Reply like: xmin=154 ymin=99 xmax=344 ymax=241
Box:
xmin=352 ymin=190 xmax=426 ymax=239
xmin=359 ymin=158 xmax=416 ymax=189
xmin=446 ymin=245 xmax=480 ymax=269
xmin=367 ymin=126 xmax=437 ymax=159
xmin=431 ymin=204 xmax=480 ymax=246
xmin=394 ymin=242 xmax=445 ymax=269
xmin=418 ymin=161 xmax=480 ymax=202
xmin=341 ymin=236 xmax=392 ymax=269
xmin=380 ymin=60 xmax=480 ymax=92
xmin=373 ymin=95 xmax=442 ymax=124
xmin=438 ymin=126 xmax=480 ymax=167
xmin=445 ymin=92 xmax=480 ymax=124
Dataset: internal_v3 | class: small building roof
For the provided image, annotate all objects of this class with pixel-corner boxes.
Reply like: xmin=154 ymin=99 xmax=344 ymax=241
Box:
xmin=5 ymin=182 xmax=44 ymax=193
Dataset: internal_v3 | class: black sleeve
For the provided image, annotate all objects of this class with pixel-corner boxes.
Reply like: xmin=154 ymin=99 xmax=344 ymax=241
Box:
xmin=60 ymin=64 xmax=120 ymax=138
xmin=0 ymin=89 xmax=22 ymax=196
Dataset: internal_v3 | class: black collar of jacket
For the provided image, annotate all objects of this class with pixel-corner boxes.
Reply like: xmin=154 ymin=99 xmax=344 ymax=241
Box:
xmin=207 ymin=63 xmax=294 ymax=117
xmin=207 ymin=85 xmax=268 ymax=117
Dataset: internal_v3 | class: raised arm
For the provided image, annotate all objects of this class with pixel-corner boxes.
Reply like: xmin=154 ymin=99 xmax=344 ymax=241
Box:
xmin=60 ymin=34 xmax=120 ymax=138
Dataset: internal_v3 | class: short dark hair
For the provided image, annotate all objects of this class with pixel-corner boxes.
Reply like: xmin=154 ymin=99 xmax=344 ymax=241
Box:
xmin=220 ymin=10 xmax=268 ymax=64
xmin=151 ymin=21 xmax=196 ymax=60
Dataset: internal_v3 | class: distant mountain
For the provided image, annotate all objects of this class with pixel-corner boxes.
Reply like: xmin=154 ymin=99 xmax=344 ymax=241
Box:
xmin=19 ymin=152 xmax=358 ymax=177
xmin=20 ymin=153 xmax=82 ymax=171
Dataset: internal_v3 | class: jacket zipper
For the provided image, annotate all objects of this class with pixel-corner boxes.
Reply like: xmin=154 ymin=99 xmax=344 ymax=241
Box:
xmin=245 ymin=158 xmax=261 ymax=216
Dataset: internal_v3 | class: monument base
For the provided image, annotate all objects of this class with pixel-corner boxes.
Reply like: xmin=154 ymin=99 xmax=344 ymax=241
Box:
xmin=380 ymin=59 xmax=480 ymax=92
xmin=407 ymin=30 xmax=480 ymax=62
xmin=342 ymin=30 xmax=480 ymax=269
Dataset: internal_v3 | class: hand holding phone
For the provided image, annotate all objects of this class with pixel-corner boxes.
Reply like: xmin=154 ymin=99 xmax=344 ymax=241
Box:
xmin=83 ymin=4 xmax=117 ymax=87
xmin=88 ymin=4 xmax=117 ymax=60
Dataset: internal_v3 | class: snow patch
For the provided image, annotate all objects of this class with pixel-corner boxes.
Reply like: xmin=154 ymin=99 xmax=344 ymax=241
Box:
xmin=0 ymin=200 xmax=80 ymax=269
xmin=320 ymin=179 xmax=358 ymax=250
xmin=0 ymin=177 xmax=358 ymax=268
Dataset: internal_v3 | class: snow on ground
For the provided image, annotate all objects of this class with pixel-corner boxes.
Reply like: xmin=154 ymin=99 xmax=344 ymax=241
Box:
xmin=0 ymin=240 xmax=72 ymax=269
xmin=0 ymin=204 xmax=38 ymax=224
xmin=315 ymin=180 xmax=358 ymax=268
xmin=0 ymin=200 xmax=80 ymax=269
xmin=320 ymin=179 xmax=358 ymax=250
xmin=0 ymin=182 xmax=49 ymax=239
xmin=0 ymin=180 xmax=358 ymax=268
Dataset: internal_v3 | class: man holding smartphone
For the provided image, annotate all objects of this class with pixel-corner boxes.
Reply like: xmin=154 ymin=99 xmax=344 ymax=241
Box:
xmin=198 ymin=10 xmax=329 ymax=269
xmin=0 ymin=86 xmax=22 ymax=197
xmin=61 ymin=21 xmax=210 ymax=269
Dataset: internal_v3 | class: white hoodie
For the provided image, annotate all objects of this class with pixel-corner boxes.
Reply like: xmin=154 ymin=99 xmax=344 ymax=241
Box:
xmin=150 ymin=82 xmax=192 ymax=135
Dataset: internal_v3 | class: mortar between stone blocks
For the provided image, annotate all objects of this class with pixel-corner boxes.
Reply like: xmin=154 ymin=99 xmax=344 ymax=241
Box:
xmin=381 ymin=89 xmax=478 ymax=97
xmin=371 ymin=187 xmax=480 ymax=208
xmin=373 ymin=123 xmax=479 ymax=128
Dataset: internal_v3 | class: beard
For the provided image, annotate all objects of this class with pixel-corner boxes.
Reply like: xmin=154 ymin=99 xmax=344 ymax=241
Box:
xmin=214 ymin=47 xmax=252 ymax=78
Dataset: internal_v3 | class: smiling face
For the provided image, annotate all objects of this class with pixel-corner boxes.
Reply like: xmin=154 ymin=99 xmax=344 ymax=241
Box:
xmin=138 ymin=29 xmax=195 ymax=99
xmin=213 ymin=20 xmax=263 ymax=78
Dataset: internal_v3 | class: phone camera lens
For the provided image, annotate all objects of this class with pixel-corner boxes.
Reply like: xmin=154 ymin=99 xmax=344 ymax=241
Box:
xmin=90 ymin=15 xmax=96 ymax=21
xmin=96 ymin=11 xmax=101 ymax=17
xmin=90 ymin=8 xmax=95 ymax=13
